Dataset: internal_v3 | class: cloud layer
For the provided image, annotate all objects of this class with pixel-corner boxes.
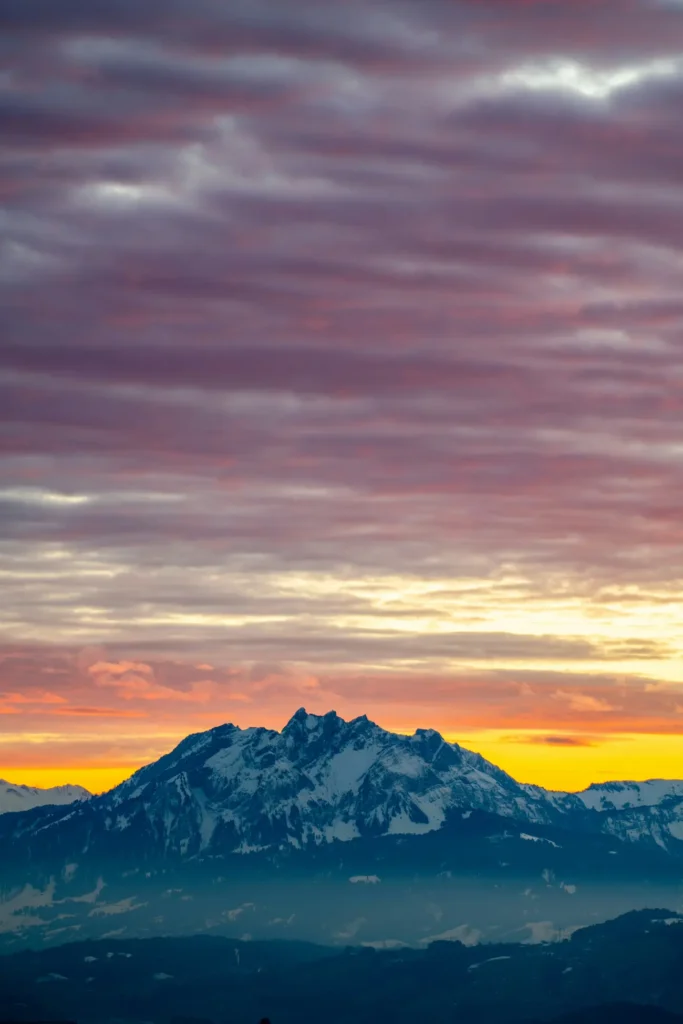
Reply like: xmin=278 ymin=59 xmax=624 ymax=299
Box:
xmin=1 ymin=0 xmax=682 ymax=781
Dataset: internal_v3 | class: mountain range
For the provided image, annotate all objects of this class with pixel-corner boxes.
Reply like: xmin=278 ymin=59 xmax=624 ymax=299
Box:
xmin=1 ymin=709 xmax=682 ymax=951
xmin=0 ymin=779 xmax=90 ymax=815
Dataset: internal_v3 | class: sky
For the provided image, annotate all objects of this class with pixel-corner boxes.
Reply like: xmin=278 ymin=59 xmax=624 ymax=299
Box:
xmin=1 ymin=0 xmax=683 ymax=795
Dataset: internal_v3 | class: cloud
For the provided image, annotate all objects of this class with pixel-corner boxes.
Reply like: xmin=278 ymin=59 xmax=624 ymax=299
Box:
xmin=87 ymin=660 xmax=226 ymax=704
xmin=501 ymin=734 xmax=605 ymax=748
xmin=552 ymin=691 xmax=617 ymax=713
xmin=1 ymin=0 xmax=683 ymax=775
xmin=53 ymin=706 xmax=148 ymax=718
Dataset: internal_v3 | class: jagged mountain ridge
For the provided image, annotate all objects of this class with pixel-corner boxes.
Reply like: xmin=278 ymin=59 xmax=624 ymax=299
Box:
xmin=3 ymin=709 xmax=682 ymax=858
xmin=0 ymin=779 xmax=90 ymax=815
xmin=1 ymin=710 xmax=682 ymax=951
xmin=81 ymin=707 xmax=585 ymax=855
xmin=106 ymin=708 xmax=683 ymax=856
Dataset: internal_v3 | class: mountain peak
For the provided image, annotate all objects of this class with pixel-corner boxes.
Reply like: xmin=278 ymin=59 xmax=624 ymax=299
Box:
xmin=92 ymin=707 xmax=577 ymax=856
xmin=282 ymin=707 xmax=338 ymax=737
xmin=284 ymin=707 xmax=336 ymax=730
xmin=25 ymin=710 xmax=681 ymax=865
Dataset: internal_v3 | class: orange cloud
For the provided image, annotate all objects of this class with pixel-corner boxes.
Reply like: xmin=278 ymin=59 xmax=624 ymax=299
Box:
xmin=0 ymin=690 xmax=68 ymax=705
xmin=0 ymin=689 xmax=70 ymax=714
xmin=52 ymin=706 xmax=148 ymax=718
xmin=87 ymin=659 xmax=243 ymax=705
xmin=552 ymin=690 xmax=618 ymax=713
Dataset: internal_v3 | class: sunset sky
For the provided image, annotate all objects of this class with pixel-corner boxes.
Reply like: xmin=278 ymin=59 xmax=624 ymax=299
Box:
xmin=2 ymin=0 xmax=683 ymax=795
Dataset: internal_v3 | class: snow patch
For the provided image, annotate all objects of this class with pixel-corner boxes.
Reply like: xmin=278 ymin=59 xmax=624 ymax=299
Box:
xmin=323 ymin=820 xmax=360 ymax=842
xmin=0 ymin=881 xmax=57 ymax=934
xmin=468 ymin=956 xmax=512 ymax=970
xmin=89 ymin=897 xmax=147 ymax=917
xmin=667 ymin=820 xmax=683 ymax=841
xmin=520 ymin=833 xmax=561 ymax=848
xmin=362 ymin=939 xmax=409 ymax=949
xmin=386 ymin=812 xmax=435 ymax=835
xmin=70 ymin=878 xmax=105 ymax=904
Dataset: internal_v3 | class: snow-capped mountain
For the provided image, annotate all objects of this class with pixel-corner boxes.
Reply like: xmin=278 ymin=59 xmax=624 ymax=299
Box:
xmin=0 ymin=779 xmax=90 ymax=815
xmin=1 ymin=710 xmax=681 ymax=859
xmin=0 ymin=709 xmax=682 ymax=952
xmin=570 ymin=781 xmax=683 ymax=854
xmin=0 ymin=708 xmax=580 ymax=863
xmin=100 ymin=707 xmax=584 ymax=854
xmin=576 ymin=780 xmax=683 ymax=812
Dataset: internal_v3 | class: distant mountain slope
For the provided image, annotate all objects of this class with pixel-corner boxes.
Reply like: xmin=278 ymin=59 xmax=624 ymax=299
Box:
xmin=1 ymin=910 xmax=682 ymax=1024
xmin=0 ymin=779 xmax=90 ymax=815
xmin=576 ymin=780 xmax=683 ymax=812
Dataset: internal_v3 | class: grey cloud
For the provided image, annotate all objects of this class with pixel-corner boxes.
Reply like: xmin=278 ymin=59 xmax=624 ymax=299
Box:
xmin=2 ymin=0 xmax=683 ymax=684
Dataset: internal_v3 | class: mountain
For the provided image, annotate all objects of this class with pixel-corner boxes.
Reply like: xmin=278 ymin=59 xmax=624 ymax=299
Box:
xmin=570 ymin=781 xmax=683 ymax=855
xmin=2 ymin=910 xmax=683 ymax=1024
xmin=103 ymin=706 xmax=587 ymax=851
xmin=0 ymin=779 xmax=90 ymax=815
xmin=576 ymin=780 xmax=683 ymax=812
xmin=0 ymin=709 xmax=681 ymax=952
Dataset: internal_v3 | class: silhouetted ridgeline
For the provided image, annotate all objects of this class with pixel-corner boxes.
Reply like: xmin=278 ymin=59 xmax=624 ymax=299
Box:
xmin=1 ymin=910 xmax=683 ymax=1024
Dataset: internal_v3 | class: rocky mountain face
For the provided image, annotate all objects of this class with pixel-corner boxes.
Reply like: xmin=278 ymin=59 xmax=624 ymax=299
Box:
xmin=0 ymin=709 xmax=681 ymax=951
xmin=0 ymin=708 xmax=589 ymax=867
xmin=3 ymin=711 xmax=682 ymax=859
xmin=0 ymin=779 xmax=90 ymax=815
xmin=103 ymin=707 xmax=588 ymax=855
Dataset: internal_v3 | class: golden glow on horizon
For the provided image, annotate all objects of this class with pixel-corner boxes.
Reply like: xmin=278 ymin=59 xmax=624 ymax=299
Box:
xmin=4 ymin=731 xmax=682 ymax=795
xmin=2 ymin=569 xmax=681 ymax=796
xmin=448 ymin=730 xmax=683 ymax=792
xmin=2 ymin=766 xmax=140 ymax=795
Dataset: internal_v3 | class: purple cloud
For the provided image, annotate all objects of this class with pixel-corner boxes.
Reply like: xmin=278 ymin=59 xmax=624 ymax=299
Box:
xmin=1 ymin=0 xmax=682 ymax=754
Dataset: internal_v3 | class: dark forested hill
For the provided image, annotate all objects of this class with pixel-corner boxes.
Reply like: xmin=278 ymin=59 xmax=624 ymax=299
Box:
xmin=1 ymin=909 xmax=683 ymax=1024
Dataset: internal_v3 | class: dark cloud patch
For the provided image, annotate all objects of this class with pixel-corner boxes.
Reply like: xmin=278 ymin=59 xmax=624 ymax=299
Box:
xmin=509 ymin=734 xmax=602 ymax=747
xmin=1 ymin=343 xmax=519 ymax=396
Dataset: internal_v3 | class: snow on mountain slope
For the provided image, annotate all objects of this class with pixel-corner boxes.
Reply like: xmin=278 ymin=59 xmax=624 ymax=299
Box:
xmin=575 ymin=780 xmax=683 ymax=812
xmin=584 ymin=794 xmax=683 ymax=852
xmin=0 ymin=780 xmax=91 ymax=815
xmin=2 ymin=709 xmax=586 ymax=861
xmin=2 ymin=711 xmax=682 ymax=864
